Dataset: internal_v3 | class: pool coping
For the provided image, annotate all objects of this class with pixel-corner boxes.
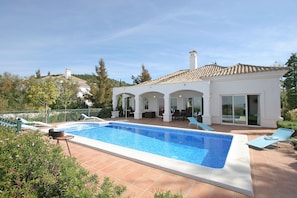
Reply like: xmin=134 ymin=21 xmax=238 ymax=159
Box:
xmin=56 ymin=121 xmax=253 ymax=197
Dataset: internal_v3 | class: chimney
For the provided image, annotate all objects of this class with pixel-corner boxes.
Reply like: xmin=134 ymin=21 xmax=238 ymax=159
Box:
xmin=65 ymin=68 xmax=71 ymax=79
xmin=189 ymin=50 xmax=197 ymax=70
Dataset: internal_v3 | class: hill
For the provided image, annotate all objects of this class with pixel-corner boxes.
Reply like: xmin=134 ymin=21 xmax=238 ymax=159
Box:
xmin=73 ymin=74 xmax=131 ymax=87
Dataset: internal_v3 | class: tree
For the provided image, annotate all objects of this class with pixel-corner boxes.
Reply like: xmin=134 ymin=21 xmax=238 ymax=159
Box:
xmin=91 ymin=59 xmax=112 ymax=107
xmin=55 ymin=78 xmax=78 ymax=121
xmin=0 ymin=72 xmax=27 ymax=110
xmin=35 ymin=69 xmax=41 ymax=78
xmin=0 ymin=72 xmax=16 ymax=110
xmin=27 ymin=77 xmax=59 ymax=122
xmin=131 ymin=64 xmax=151 ymax=84
xmin=140 ymin=64 xmax=151 ymax=82
xmin=282 ymin=53 xmax=297 ymax=111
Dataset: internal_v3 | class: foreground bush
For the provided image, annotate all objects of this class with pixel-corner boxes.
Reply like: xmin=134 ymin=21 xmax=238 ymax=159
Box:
xmin=0 ymin=127 xmax=126 ymax=197
xmin=277 ymin=120 xmax=297 ymax=150
xmin=154 ymin=190 xmax=183 ymax=198
xmin=0 ymin=127 xmax=185 ymax=197
xmin=97 ymin=107 xmax=112 ymax=118
xmin=286 ymin=108 xmax=297 ymax=122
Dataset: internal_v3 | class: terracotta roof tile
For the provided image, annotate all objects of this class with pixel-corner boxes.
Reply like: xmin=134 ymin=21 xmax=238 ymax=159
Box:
xmin=138 ymin=70 xmax=188 ymax=85
xmin=139 ymin=63 xmax=289 ymax=85
xmin=207 ymin=63 xmax=288 ymax=77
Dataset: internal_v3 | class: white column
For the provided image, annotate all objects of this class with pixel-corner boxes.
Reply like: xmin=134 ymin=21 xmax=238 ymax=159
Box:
xmin=112 ymin=95 xmax=118 ymax=110
xmin=163 ymin=93 xmax=172 ymax=122
xmin=202 ymin=92 xmax=211 ymax=125
xmin=111 ymin=95 xmax=120 ymax=118
xmin=134 ymin=95 xmax=142 ymax=119
xmin=121 ymin=95 xmax=126 ymax=111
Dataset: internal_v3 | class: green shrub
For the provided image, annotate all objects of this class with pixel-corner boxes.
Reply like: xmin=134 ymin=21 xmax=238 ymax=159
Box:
xmin=97 ymin=108 xmax=112 ymax=118
xmin=0 ymin=127 xmax=126 ymax=197
xmin=276 ymin=120 xmax=297 ymax=132
xmin=154 ymin=190 xmax=183 ymax=198
xmin=0 ymin=126 xmax=185 ymax=197
xmin=286 ymin=108 xmax=297 ymax=121
xmin=97 ymin=177 xmax=127 ymax=198
xmin=277 ymin=120 xmax=297 ymax=150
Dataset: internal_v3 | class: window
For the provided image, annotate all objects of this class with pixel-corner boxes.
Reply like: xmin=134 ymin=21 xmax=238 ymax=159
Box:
xmin=222 ymin=96 xmax=233 ymax=123
xmin=144 ymin=98 xmax=149 ymax=110
xmin=234 ymin=96 xmax=246 ymax=124
xmin=170 ymin=98 xmax=177 ymax=112
xmin=222 ymin=95 xmax=246 ymax=124
xmin=193 ymin=96 xmax=202 ymax=114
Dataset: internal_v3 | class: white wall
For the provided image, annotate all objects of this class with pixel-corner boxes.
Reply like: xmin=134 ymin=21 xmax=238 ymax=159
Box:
xmin=210 ymin=74 xmax=282 ymax=128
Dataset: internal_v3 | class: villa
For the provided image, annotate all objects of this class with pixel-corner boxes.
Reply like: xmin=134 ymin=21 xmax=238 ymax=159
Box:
xmin=60 ymin=68 xmax=91 ymax=101
xmin=45 ymin=68 xmax=92 ymax=106
xmin=112 ymin=50 xmax=289 ymax=128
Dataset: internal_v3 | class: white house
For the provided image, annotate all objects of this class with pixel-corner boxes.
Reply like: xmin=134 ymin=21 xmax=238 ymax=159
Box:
xmin=112 ymin=51 xmax=289 ymax=128
xmin=50 ymin=68 xmax=92 ymax=107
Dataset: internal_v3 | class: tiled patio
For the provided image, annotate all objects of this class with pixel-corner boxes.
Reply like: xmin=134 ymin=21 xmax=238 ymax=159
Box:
xmin=55 ymin=118 xmax=297 ymax=198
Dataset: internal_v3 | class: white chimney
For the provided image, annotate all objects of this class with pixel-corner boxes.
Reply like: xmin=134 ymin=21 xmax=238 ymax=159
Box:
xmin=65 ymin=68 xmax=71 ymax=79
xmin=189 ymin=50 xmax=197 ymax=70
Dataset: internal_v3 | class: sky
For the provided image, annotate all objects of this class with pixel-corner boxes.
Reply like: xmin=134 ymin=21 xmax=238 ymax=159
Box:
xmin=0 ymin=0 xmax=296 ymax=83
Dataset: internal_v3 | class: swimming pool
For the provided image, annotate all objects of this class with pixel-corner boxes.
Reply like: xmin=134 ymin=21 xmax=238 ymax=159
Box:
xmin=56 ymin=121 xmax=253 ymax=196
xmin=63 ymin=122 xmax=232 ymax=168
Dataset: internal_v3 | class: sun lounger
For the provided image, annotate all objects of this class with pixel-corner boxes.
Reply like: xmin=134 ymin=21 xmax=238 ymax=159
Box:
xmin=81 ymin=114 xmax=105 ymax=121
xmin=247 ymin=128 xmax=295 ymax=149
xmin=1 ymin=117 xmax=39 ymax=131
xmin=187 ymin=117 xmax=214 ymax=131
xmin=22 ymin=124 xmax=39 ymax=131
xmin=19 ymin=118 xmax=51 ymax=127
xmin=0 ymin=119 xmax=16 ymax=128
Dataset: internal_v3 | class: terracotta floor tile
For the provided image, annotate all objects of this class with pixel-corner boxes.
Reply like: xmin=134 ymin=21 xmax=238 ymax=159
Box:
xmin=211 ymin=185 xmax=236 ymax=198
xmin=186 ymin=182 xmax=214 ymax=198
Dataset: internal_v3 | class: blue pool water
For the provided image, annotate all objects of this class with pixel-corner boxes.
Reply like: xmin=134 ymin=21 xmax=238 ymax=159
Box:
xmin=62 ymin=122 xmax=233 ymax=168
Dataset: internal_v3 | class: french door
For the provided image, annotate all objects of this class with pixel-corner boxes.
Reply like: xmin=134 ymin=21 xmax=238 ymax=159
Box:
xmin=222 ymin=95 xmax=259 ymax=125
